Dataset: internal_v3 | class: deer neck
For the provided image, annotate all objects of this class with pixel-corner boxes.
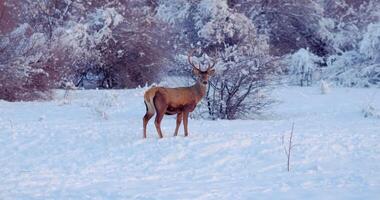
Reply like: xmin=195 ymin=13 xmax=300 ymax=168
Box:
xmin=192 ymin=81 xmax=207 ymax=102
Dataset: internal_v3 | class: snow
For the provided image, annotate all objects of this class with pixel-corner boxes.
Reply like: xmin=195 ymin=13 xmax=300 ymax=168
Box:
xmin=1 ymin=87 xmax=380 ymax=199
xmin=155 ymin=0 xmax=190 ymax=25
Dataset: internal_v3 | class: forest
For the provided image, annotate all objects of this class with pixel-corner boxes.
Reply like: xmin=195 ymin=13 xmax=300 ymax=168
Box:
xmin=1 ymin=0 xmax=379 ymax=119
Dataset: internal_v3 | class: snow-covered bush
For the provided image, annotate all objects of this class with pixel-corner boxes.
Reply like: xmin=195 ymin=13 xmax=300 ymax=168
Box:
xmin=320 ymin=80 xmax=330 ymax=94
xmin=1 ymin=0 xmax=173 ymax=94
xmin=204 ymin=45 xmax=275 ymax=119
xmin=194 ymin=1 xmax=275 ymax=119
xmin=50 ymin=7 xmax=124 ymax=88
xmin=318 ymin=14 xmax=361 ymax=54
xmin=0 ymin=24 xmax=51 ymax=101
xmin=324 ymin=51 xmax=376 ymax=87
xmin=362 ymin=105 xmax=380 ymax=119
xmin=315 ymin=1 xmax=380 ymax=87
xmin=321 ymin=22 xmax=380 ymax=87
xmin=230 ymin=0 xmax=326 ymax=56
xmin=99 ymin=16 xmax=175 ymax=88
xmin=287 ymin=48 xmax=323 ymax=86
xmin=93 ymin=92 xmax=120 ymax=120
xmin=360 ymin=23 xmax=380 ymax=62
xmin=358 ymin=23 xmax=380 ymax=86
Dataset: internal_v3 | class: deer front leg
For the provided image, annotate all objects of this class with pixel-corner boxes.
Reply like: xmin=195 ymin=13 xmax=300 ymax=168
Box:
xmin=174 ymin=112 xmax=183 ymax=137
xmin=183 ymin=112 xmax=189 ymax=137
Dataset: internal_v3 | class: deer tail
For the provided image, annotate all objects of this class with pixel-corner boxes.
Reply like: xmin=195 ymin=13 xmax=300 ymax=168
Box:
xmin=144 ymin=87 xmax=158 ymax=115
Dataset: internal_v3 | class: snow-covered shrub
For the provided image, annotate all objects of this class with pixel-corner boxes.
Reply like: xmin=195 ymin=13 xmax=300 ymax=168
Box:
xmin=362 ymin=89 xmax=380 ymax=119
xmin=100 ymin=19 xmax=174 ymax=88
xmin=0 ymin=24 xmax=52 ymax=101
xmin=156 ymin=0 xmax=190 ymax=25
xmin=324 ymin=50 xmax=379 ymax=87
xmin=204 ymin=45 xmax=275 ymax=119
xmin=320 ymin=80 xmax=330 ymax=94
xmin=69 ymin=1 xmax=175 ymax=89
xmin=191 ymin=1 xmax=275 ymax=119
xmin=93 ymin=91 xmax=120 ymax=120
xmin=2 ymin=0 xmax=174 ymax=92
xmin=318 ymin=15 xmax=361 ymax=54
xmin=362 ymin=105 xmax=380 ymax=119
xmin=287 ymin=48 xmax=323 ymax=86
xmin=57 ymin=81 xmax=77 ymax=105
xmin=358 ymin=23 xmax=380 ymax=86
xmin=98 ymin=92 xmax=119 ymax=108
xmin=360 ymin=23 xmax=380 ymax=62
xmin=230 ymin=0 xmax=326 ymax=56
xmin=48 ymin=7 xmax=125 ymax=89
xmin=316 ymin=1 xmax=380 ymax=87
xmin=321 ymin=22 xmax=380 ymax=87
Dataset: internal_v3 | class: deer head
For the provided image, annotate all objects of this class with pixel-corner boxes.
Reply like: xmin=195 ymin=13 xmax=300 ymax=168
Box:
xmin=188 ymin=49 xmax=216 ymax=85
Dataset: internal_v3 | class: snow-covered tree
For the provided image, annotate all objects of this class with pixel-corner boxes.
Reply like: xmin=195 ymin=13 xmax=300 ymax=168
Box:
xmin=1 ymin=0 xmax=379 ymax=102
xmin=1 ymin=0 xmax=174 ymax=96
xmin=287 ymin=48 xmax=323 ymax=86
xmin=156 ymin=0 xmax=275 ymax=119
xmin=323 ymin=22 xmax=380 ymax=87
xmin=230 ymin=0 xmax=327 ymax=56
xmin=318 ymin=0 xmax=380 ymax=87
xmin=98 ymin=1 xmax=175 ymax=88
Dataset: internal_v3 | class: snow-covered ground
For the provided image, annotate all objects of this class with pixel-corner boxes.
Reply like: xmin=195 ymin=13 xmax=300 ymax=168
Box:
xmin=0 ymin=86 xmax=379 ymax=199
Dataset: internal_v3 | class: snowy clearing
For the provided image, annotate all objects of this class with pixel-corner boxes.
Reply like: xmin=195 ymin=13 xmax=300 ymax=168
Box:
xmin=0 ymin=87 xmax=380 ymax=199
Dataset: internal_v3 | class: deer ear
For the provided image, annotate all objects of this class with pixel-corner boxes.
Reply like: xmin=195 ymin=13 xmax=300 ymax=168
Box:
xmin=208 ymin=68 xmax=216 ymax=76
xmin=192 ymin=67 xmax=201 ymax=75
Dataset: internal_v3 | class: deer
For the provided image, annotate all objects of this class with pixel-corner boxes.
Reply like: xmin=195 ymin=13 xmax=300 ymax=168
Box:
xmin=142 ymin=49 xmax=216 ymax=139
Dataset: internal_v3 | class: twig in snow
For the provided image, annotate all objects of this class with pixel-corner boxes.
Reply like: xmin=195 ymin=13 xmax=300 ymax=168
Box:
xmin=282 ymin=122 xmax=295 ymax=172
xmin=9 ymin=120 xmax=16 ymax=139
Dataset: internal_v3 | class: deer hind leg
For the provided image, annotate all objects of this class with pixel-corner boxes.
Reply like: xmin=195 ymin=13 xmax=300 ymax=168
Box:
xmin=143 ymin=101 xmax=155 ymax=139
xmin=183 ymin=112 xmax=189 ymax=137
xmin=143 ymin=113 xmax=153 ymax=139
xmin=174 ymin=112 xmax=183 ymax=137
xmin=153 ymin=94 xmax=167 ymax=139
xmin=143 ymin=113 xmax=154 ymax=139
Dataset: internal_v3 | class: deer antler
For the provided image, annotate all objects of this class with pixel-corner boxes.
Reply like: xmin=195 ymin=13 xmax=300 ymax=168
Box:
xmin=188 ymin=49 xmax=200 ymax=70
xmin=207 ymin=50 xmax=217 ymax=71
xmin=207 ymin=59 xmax=217 ymax=71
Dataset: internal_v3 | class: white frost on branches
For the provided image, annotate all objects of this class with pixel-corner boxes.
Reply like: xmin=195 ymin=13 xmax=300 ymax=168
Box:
xmin=287 ymin=48 xmax=322 ymax=86
xmin=53 ymin=8 xmax=124 ymax=56
xmin=360 ymin=23 xmax=380 ymax=62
